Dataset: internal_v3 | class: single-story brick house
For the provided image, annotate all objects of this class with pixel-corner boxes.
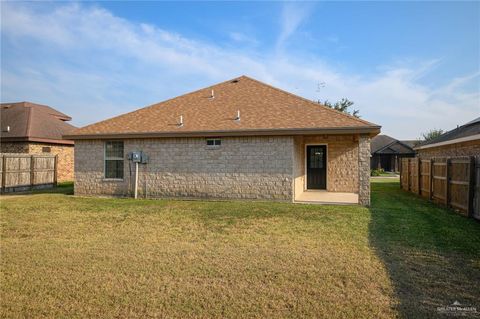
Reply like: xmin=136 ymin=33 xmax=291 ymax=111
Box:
xmin=370 ymin=135 xmax=416 ymax=172
xmin=415 ymin=117 xmax=480 ymax=157
xmin=66 ymin=76 xmax=380 ymax=205
xmin=0 ymin=102 xmax=76 ymax=181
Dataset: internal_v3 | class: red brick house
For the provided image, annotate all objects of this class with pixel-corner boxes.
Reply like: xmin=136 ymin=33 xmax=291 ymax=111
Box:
xmin=0 ymin=102 xmax=76 ymax=181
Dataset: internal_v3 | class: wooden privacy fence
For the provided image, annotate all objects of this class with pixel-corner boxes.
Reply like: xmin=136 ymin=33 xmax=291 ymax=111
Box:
xmin=400 ymin=156 xmax=479 ymax=219
xmin=0 ymin=154 xmax=57 ymax=193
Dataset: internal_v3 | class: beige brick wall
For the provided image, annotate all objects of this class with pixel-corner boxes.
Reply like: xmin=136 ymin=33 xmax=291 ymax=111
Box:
xmin=74 ymin=137 xmax=294 ymax=201
xmin=0 ymin=142 xmax=74 ymax=182
xmin=74 ymin=134 xmax=371 ymax=205
xmin=293 ymin=135 xmax=360 ymax=196
xmin=417 ymin=140 xmax=480 ymax=158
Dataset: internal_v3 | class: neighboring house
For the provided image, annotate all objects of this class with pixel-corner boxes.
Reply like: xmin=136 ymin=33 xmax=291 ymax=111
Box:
xmin=0 ymin=102 xmax=76 ymax=181
xmin=370 ymin=135 xmax=416 ymax=172
xmin=415 ymin=117 xmax=480 ymax=157
xmin=65 ymin=76 xmax=380 ymax=205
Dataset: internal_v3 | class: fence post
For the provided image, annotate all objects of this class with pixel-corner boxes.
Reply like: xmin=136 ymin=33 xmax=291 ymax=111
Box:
xmin=445 ymin=158 xmax=450 ymax=207
xmin=468 ymin=156 xmax=475 ymax=217
xmin=429 ymin=158 xmax=434 ymax=201
xmin=399 ymin=158 xmax=402 ymax=189
xmin=406 ymin=159 xmax=410 ymax=191
xmin=417 ymin=157 xmax=421 ymax=195
xmin=53 ymin=155 xmax=58 ymax=186
xmin=1 ymin=155 xmax=5 ymax=193
xmin=30 ymin=155 xmax=35 ymax=188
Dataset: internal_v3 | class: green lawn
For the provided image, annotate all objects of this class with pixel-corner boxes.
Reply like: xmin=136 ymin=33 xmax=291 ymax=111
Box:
xmin=1 ymin=180 xmax=479 ymax=318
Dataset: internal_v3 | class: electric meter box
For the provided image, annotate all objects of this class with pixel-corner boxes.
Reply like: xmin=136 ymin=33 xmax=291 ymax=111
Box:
xmin=128 ymin=151 xmax=148 ymax=164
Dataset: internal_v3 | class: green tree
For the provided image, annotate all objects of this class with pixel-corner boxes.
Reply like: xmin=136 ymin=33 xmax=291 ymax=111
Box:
xmin=320 ymin=98 xmax=360 ymax=118
xmin=420 ymin=129 xmax=444 ymax=142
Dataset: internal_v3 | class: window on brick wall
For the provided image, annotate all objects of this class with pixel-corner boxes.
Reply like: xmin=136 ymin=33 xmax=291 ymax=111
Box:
xmin=206 ymin=138 xmax=221 ymax=148
xmin=42 ymin=147 xmax=51 ymax=153
xmin=105 ymin=141 xmax=124 ymax=179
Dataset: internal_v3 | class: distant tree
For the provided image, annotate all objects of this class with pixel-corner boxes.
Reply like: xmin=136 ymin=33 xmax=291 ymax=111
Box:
xmin=420 ymin=129 xmax=444 ymax=142
xmin=319 ymin=98 xmax=360 ymax=118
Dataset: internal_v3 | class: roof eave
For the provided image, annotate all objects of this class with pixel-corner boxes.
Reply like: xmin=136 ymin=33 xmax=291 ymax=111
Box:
xmin=65 ymin=126 xmax=381 ymax=140
xmin=414 ymin=134 xmax=480 ymax=150
xmin=0 ymin=136 xmax=75 ymax=145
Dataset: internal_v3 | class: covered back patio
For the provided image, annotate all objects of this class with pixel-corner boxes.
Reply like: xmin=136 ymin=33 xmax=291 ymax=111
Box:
xmin=292 ymin=134 xmax=370 ymax=205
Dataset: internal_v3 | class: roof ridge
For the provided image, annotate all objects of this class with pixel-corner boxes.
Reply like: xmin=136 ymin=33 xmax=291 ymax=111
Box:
xmin=241 ymin=75 xmax=379 ymax=127
xmin=375 ymin=140 xmax=398 ymax=153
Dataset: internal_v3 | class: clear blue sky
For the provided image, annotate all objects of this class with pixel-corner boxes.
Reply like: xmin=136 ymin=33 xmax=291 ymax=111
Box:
xmin=1 ymin=1 xmax=479 ymax=139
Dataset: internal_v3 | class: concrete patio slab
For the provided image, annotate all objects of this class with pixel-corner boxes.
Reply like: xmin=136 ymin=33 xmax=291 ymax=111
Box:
xmin=295 ymin=191 xmax=359 ymax=205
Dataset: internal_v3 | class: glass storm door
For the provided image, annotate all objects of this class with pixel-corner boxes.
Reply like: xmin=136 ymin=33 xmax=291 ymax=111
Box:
xmin=306 ymin=145 xmax=327 ymax=190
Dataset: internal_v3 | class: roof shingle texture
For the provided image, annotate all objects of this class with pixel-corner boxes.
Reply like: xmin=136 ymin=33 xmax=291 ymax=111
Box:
xmin=70 ymin=76 xmax=379 ymax=137
xmin=0 ymin=102 xmax=76 ymax=144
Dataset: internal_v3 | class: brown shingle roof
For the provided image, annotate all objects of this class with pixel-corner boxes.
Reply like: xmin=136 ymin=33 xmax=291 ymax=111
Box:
xmin=1 ymin=102 xmax=76 ymax=145
xmin=67 ymin=76 xmax=380 ymax=139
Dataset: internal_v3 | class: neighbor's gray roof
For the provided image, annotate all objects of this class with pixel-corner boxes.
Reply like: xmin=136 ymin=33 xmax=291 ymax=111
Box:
xmin=0 ymin=102 xmax=76 ymax=144
xmin=416 ymin=117 xmax=480 ymax=148
xmin=371 ymin=135 xmax=416 ymax=155
xmin=400 ymin=140 xmax=419 ymax=148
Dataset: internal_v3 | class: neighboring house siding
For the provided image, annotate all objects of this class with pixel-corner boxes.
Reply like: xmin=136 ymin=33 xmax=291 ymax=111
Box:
xmin=75 ymin=136 xmax=294 ymax=201
xmin=417 ymin=140 xmax=480 ymax=158
xmin=0 ymin=142 xmax=74 ymax=182
xmin=0 ymin=142 xmax=30 ymax=153
xmin=28 ymin=143 xmax=74 ymax=182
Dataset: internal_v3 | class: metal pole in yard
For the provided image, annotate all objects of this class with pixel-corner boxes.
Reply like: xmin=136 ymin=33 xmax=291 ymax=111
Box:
xmin=134 ymin=162 xmax=139 ymax=199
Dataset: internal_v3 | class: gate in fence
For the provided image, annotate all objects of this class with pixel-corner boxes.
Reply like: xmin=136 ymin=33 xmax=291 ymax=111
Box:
xmin=0 ymin=154 xmax=57 ymax=193
xmin=400 ymin=156 xmax=479 ymax=219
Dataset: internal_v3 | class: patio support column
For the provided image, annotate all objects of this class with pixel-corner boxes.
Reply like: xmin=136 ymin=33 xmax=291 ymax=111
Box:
xmin=358 ymin=135 xmax=371 ymax=206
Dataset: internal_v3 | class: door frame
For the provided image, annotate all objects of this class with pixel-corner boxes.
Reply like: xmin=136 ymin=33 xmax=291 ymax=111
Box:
xmin=304 ymin=144 xmax=328 ymax=190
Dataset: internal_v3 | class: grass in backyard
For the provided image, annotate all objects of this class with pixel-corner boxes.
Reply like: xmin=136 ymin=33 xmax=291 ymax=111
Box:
xmin=1 ymin=180 xmax=479 ymax=318
xmin=369 ymin=179 xmax=480 ymax=318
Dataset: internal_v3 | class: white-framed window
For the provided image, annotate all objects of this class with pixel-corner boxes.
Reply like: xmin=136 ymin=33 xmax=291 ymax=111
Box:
xmin=206 ymin=138 xmax=221 ymax=147
xmin=104 ymin=141 xmax=124 ymax=179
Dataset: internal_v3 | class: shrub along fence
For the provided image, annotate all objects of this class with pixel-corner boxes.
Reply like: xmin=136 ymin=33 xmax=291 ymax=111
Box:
xmin=400 ymin=156 xmax=479 ymax=219
xmin=0 ymin=154 xmax=57 ymax=193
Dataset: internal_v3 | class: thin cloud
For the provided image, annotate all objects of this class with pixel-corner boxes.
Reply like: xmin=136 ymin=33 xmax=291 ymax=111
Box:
xmin=1 ymin=2 xmax=478 ymax=139
xmin=276 ymin=2 xmax=315 ymax=51
xmin=229 ymin=32 xmax=258 ymax=46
